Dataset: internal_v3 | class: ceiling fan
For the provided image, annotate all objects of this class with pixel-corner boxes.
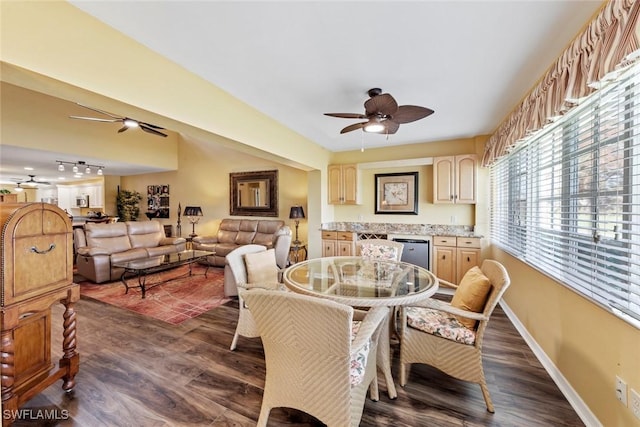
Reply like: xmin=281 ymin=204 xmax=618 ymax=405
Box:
xmin=324 ymin=88 xmax=434 ymax=135
xmin=69 ymin=103 xmax=168 ymax=137
xmin=16 ymin=175 xmax=51 ymax=186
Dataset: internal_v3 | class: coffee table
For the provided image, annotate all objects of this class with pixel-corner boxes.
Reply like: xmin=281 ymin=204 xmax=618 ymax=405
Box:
xmin=113 ymin=250 xmax=215 ymax=298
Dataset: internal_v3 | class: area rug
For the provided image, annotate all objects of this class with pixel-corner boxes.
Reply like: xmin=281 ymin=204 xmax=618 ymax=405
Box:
xmin=77 ymin=264 xmax=229 ymax=325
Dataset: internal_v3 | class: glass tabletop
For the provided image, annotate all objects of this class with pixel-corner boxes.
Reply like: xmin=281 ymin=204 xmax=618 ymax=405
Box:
xmin=113 ymin=250 xmax=213 ymax=271
xmin=283 ymin=256 xmax=439 ymax=307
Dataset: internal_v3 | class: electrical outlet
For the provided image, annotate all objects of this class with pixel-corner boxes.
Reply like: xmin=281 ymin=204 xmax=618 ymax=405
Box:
xmin=631 ymin=388 xmax=640 ymax=420
xmin=616 ymin=376 xmax=628 ymax=406
xmin=450 ymin=215 xmax=457 ymax=224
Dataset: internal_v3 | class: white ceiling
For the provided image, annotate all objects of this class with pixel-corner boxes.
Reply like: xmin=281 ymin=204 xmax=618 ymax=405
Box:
xmin=68 ymin=0 xmax=602 ymax=152
xmin=1 ymin=1 xmax=604 ymax=185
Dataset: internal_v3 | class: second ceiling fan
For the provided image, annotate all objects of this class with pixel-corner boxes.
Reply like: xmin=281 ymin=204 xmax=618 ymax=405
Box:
xmin=70 ymin=103 xmax=168 ymax=137
xmin=325 ymin=88 xmax=434 ymax=135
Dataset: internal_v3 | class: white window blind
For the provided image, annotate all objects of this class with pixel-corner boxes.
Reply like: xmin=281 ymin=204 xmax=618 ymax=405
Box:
xmin=491 ymin=62 xmax=640 ymax=328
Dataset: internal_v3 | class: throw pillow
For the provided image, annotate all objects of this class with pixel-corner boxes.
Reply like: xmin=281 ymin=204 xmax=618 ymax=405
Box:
xmin=244 ymin=249 xmax=279 ymax=285
xmin=450 ymin=266 xmax=491 ymax=329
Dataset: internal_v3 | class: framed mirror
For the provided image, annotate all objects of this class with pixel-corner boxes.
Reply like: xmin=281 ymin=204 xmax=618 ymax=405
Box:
xmin=230 ymin=170 xmax=278 ymax=217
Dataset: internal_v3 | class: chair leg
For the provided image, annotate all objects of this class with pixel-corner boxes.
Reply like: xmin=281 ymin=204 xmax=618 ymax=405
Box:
xmin=480 ymin=382 xmax=495 ymax=413
xmin=256 ymin=405 xmax=271 ymax=427
xmin=230 ymin=332 xmax=239 ymax=351
xmin=369 ymin=375 xmax=379 ymax=402
xmin=399 ymin=362 xmax=409 ymax=387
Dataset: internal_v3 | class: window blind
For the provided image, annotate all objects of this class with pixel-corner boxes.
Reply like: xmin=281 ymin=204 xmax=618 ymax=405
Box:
xmin=491 ymin=62 xmax=640 ymax=328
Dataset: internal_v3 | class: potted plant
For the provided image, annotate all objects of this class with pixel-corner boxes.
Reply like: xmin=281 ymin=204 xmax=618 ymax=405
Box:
xmin=116 ymin=189 xmax=142 ymax=221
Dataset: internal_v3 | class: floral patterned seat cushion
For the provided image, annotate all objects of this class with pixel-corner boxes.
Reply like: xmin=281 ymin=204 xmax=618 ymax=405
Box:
xmin=349 ymin=321 xmax=371 ymax=387
xmin=360 ymin=244 xmax=399 ymax=261
xmin=406 ymin=307 xmax=477 ymax=345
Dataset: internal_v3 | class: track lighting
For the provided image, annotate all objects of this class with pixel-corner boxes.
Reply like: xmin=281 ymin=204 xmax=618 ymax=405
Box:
xmin=56 ymin=160 xmax=105 ymax=176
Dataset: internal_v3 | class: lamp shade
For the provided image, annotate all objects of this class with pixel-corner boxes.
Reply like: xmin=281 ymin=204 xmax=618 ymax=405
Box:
xmin=289 ymin=206 xmax=305 ymax=219
xmin=183 ymin=206 xmax=203 ymax=216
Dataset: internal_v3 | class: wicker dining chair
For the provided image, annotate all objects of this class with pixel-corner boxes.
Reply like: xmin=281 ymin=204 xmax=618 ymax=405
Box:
xmin=398 ymin=259 xmax=511 ymax=412
xmin=355 ymin=238 xmax=404 ymax=261
xmin=225 ymin=245 xmax=283 ymax=351
xmin=241 ymin=288 xmax=388 ymax=427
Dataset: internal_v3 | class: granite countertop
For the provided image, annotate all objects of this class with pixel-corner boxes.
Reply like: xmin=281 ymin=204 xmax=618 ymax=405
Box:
xmin=321 ymin=222 xmax=482 ymax=238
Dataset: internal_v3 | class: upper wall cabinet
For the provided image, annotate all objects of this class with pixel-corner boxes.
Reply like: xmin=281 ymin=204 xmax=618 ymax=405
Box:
xmin=433 ymin=154 xmax=477 ymax=204
xmin=328 ymin=164 xmax=361 ymax=205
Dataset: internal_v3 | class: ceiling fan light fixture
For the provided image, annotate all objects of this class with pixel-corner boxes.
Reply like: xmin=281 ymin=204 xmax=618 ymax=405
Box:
xmin=364 ymin=123 xmax=385 ymax=133
xmin=14 ymin=183 xmax=23 ymax=192
xmin=123 ymin=119 xmax=139 ymax=128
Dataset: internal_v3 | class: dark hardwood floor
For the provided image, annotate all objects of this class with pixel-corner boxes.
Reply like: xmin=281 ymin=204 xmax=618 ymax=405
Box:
xmin=13 ymin=280 xmax=585 ymax=427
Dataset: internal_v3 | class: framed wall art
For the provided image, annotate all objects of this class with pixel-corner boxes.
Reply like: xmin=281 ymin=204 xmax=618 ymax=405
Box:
xmin=146 ymin=185 xmax=170 ymax=219
xmin=374 ymin=172 xmax=418 ymax=215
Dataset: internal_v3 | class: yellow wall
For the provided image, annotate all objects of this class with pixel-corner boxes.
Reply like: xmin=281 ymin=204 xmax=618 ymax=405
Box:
xmin=120 ymin=134 xmax=308 ymax=239
xmin=327 ymin=136 xmax=487 ymax=231
xmin=491 ymin=247 xmax=640 ymax=427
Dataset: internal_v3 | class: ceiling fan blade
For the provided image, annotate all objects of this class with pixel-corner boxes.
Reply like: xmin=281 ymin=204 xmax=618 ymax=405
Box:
xmin=340 ymin=122 xmax=368 ymax=134
xmin=140 ymin=124 xmax=168 ymax=137
xmin=69 ymin=116 xmax=120 ymax=123
xmin=392 ymin=105 xmax=435 ymax=124
xmin=324 ymin=113 xmax=367 ymax=119
xmin=75 ymin=103 xmax=123 ymax=119
xmin=140 ymin=121 xmax=165 ymax=130
xmin=364 ymin=93 xmax=398 ymax=116
xmin=117 ymin=126 xmax=129 ymax=133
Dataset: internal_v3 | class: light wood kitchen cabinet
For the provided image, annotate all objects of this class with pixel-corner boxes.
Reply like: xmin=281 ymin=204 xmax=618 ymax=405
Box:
xmin=433 ymin=154 xmax=477 ymax=204
xmin=328 ymin=164 xmax=360 ymax=205
xmin=321 ymin=230 xmax=356 ymax=257
xmin=432 ymin=235 xmax=482 ymax=284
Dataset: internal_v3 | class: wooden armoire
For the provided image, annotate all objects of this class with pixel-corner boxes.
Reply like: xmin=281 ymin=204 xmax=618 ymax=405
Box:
xmin=0 ymin=203 xmax=79 ymax=426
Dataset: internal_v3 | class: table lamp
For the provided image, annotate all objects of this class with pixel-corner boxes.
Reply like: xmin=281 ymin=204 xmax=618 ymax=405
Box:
xmin=289 ymin=205 xmax=305 ymax=245
xmin=183 ymin=206 xmax=203 ymax=237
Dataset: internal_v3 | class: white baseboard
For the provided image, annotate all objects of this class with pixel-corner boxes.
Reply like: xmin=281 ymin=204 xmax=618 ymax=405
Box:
xmin=498 ymin=300 xmax=602 ymax=427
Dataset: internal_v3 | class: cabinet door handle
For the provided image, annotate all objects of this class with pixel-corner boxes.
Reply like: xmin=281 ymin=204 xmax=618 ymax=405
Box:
xmin=442 ymin=255 xmax=446 ymax=260
xmin=30 ymin=243 xmax=56 ymax=255
xmin=467 ymin=256 xmax=470 ymax=262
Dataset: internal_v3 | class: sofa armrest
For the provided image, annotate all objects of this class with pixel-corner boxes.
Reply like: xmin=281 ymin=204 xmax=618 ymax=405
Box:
xmin=77 ymin=246 xmax=112 ymax=256
xmin=192 ymin=235 xmax=218 ymax=244
xmin=160 ymin=237 xmax=187 ymax=246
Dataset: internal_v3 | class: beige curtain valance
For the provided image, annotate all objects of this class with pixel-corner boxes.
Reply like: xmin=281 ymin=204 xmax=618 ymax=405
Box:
xmin=483 ymin=0 xmax=640 ymax=166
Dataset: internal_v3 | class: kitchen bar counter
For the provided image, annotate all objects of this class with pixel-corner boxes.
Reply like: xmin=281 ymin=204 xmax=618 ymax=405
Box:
xmin=321 ymin=222 xmax=481 ymax=238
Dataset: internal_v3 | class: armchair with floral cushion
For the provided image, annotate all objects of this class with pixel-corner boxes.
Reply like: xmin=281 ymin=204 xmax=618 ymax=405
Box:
xmin=398 ymin=260 xmax=511 ymax=413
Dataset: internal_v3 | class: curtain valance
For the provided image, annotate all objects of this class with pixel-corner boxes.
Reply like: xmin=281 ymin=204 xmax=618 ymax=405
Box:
xmin=483 ymin=0 xmax=640 ymax=166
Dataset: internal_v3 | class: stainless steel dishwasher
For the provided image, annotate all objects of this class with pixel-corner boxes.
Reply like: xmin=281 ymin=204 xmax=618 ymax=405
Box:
xmin=393 ymin=238 xmax=431 ymax=270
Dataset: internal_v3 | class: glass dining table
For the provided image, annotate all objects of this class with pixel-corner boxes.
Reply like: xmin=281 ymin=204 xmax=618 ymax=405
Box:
xmin=283 ymin=256 xmax=439 ymax=399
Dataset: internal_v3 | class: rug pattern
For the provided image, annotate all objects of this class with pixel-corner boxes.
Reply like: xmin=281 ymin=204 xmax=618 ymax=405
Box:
xmin=77 ymin=264 xmax=228 ymax=325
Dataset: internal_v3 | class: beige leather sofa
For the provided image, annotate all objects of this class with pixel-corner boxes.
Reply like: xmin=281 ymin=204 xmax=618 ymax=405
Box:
xmin=192 ymin=218 xmax=292 ymax=270
xmin=74 ymin=221 xmax=187 ymax=283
